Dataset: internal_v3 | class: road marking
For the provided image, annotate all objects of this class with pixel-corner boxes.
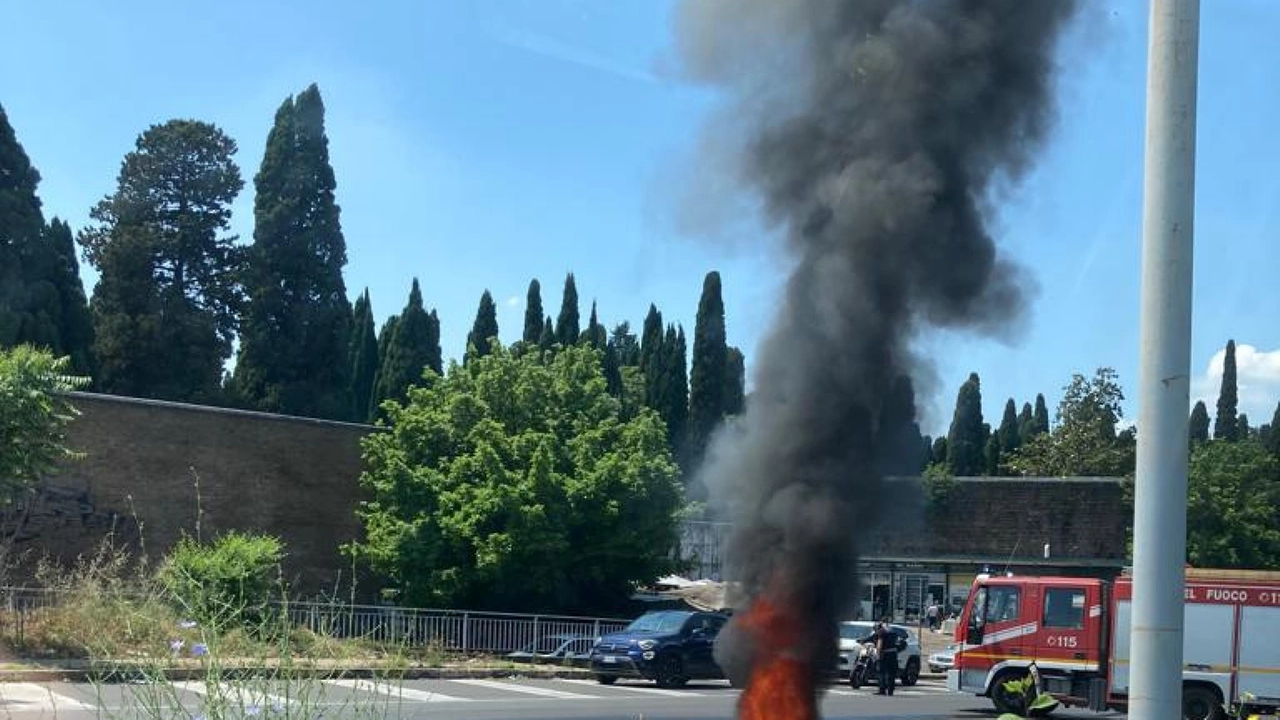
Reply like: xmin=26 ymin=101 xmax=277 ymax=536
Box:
xmin=324 ymin=679 xmax=472 ymax=703
xmin=560 ymin=679 xmax=707 ymax=697
xmin=0 ymin=683 xmax=95 ymax=711
xmin=451 ymin=678 xmax=601 ymax=699
xmin=173 ymin=680 xmax=293 ymax=710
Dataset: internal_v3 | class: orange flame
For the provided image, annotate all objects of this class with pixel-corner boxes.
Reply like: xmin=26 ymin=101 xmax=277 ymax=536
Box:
xmin=737 ymin=596 xmax=818 ymax=720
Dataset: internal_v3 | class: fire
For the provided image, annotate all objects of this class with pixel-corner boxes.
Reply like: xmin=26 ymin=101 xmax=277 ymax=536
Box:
xmin=736 ymin=596 xmax=818 ymax=720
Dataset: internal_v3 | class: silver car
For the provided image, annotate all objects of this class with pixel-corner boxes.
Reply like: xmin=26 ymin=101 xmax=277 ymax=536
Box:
xmin=835 ymin=621 xmax=923 ymax=686
xmin=929 ymin=643 xmax=957 ymax=673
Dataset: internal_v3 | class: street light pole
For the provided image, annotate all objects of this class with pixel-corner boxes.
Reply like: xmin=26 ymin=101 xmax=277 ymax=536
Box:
xmin=1130 ymin=1 xmax=1200 ymax=719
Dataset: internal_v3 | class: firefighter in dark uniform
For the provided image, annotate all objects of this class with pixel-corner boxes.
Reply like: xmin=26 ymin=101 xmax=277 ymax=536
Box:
xmin=875 ymin=619 xmax=899 ymax=696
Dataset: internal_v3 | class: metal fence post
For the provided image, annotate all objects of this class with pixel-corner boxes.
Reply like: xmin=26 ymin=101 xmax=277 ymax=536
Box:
xmin=461 ymin=612 xmax=470 ymax=653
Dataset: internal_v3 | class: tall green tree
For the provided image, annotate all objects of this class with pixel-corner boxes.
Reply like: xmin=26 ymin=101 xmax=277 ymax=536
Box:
xmin=879 ymin=375 xmax=926 ymax=476
xmin=522 ymin=279 xmax=543 ymax=345
xmin=555 ymin=273 xmax=580 ymax=348
xmin=657 ymin=324 xmax=689 ymax=456
xmin=1007 ymin=368 xmax=1133 ymax=477
xmin=1266 ymin=402 xmax=1280 ymax=457
xmin=611 ymin=322 xmax=641 ymax=367
xmin=40 ymin=219 xmax=94 ymax=375
xmin=0 ymin=345 xmax=89 ymax=501
xmin=234 ymin=84 xmax=352 ymax=420
xmin=348 ymin=289 xmax=379 ymax=422
xmin=997 ymin=398 xmax=1021 ymax=462
xmin=1189 ymin=400 xmax=1210 ymax=446
xmin=1214 ymin=339 xmax=1239 ymax=441
xmin=538 ymin=316 xmax=555 ymax=351
xmin=687 ymin=271 xmax=728 ymax=467
xmin=639 ymin=305 xmax=664 ymax=406
xmin=945 ymin=372 xmax=986 ymax=476
xmin=1187 ymin=440 xmax=1280 ymax=569
xmin=724 ymin=346 xmax=746 ymax=416
xmin=466 ymin=289 xmax=499 ymax=363
xmin=582 ymin=301 xmax=606 ymax=349
xmin=373 ymin=279 xmax=441 ymax=414
xmin=80 ymin=120 xmax=243 ymax=402
xmin=1239 ymin=413 xmax=1251 ymax=439
xmin=354 ymin=343 xmax=683 ymax=612
xmin=1016 ymin=402 xmax=1035 ymax=443
xmin=1033 ymin=393 xmax=1050 ymax=436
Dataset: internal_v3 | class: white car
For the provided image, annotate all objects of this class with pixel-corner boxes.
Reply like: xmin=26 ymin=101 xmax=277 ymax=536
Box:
xmin=835 ymin=621 xmax=922 ymax=686
xmin=929 ymin=643 xmax=957 ymax=673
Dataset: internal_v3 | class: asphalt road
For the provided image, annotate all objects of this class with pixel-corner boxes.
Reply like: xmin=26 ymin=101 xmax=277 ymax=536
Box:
xmin=0 ymin=676 xmax=1126 ymax=720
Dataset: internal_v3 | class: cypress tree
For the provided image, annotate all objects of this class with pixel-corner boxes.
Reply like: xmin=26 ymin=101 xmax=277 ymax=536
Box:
xmin=1238 ymin=413 xmax=1251 ymax=440
xmin=538 ymin=316 xmax=555 ymax=351
xmin=639 ymin=304 xmax=664 ymax=405
xmin=373 ymin=279 xmax=437 ymax=411
xmin=425 ymin=309 xmax=442 ymax=376
xmin=724 ymin=346 xmax=746 ymax=416
xmin=930 ymin=436 xmax=948 ymax=466
xmin=582 ymin=300 xmax=606 ymax=348
xmin=522 ymin=279 xmax=543 ymax=345
xmin=984 ymin=428 xmax=1000 ymax=476
xmin=1266 ymin=402 xmax=1280 ymax=456
xmin=0 ymin=102 xmax=49 ymax=350
xmin=879 ymin=375 xmax=925 ymax=476
xmin=687 ymin=271 xmax=728 ymax=466
xmin=1033 ymin=393 xmax=1050 ymax=436
xmin=1214 ymin=339 xmax=1239 ymax=441
xmin=997 ymin=398 xmax=1021 ymax=460
xmin=43 ymin=219 xmax=94 ymax=375
xmin=348 ymin=289 xmax=378 ymax=422
xmin=945 ymin=372 xmax=985 ymax=476
xmin=466 ymin=289 xmax=499 ymax=363
xmin=658 ymin=324 xmax=689 ymax=456
xmin=1017 ymin=401 xmax=1035 ymax=442
xmin=80 ymin=120 xmax=244 ymax=403
xmin=1189 ymin=400 xmax=1210 ymax=446
xmin=555 ymin=273 xmax=579 ymax=348
xmin=235 ymin=85 xmax=352 ymax=419
xmin=602 ymin=338 xmax=623 ymax=396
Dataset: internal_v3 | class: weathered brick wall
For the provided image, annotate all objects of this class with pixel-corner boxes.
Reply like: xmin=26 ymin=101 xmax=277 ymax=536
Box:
xmin=7 ymin=393 xmax=374 ymax=594
xmin=8 ymin=393 xmax=1129 ymax=594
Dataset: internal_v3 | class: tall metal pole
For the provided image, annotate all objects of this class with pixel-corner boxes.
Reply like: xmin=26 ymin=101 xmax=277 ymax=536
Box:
xmin=1131 ymin=1 xmax=1199 ymax=719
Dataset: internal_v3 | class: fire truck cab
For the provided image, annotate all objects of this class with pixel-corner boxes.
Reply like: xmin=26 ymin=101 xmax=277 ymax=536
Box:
xmin=948 ymin=570 xmax=1280 ymax=720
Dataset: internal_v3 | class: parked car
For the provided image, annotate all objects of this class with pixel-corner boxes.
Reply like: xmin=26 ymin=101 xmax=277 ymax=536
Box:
xmin=506 ymin=634 xmax=594 ymax=666
xmin=589 ymin=610 xmax=729 ymax=687
xmin=928 ymin=643 xmax=957 ymax=673
xmin=835 ymin=621 xmax=922 ymax=686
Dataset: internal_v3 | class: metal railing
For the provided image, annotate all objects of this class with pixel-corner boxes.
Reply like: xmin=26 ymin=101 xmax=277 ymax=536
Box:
xmin=0 ymin=586 xmax=631 ymax=654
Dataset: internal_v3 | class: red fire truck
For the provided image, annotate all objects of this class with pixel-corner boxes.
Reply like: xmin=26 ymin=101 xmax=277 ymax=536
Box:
xmin=946 ymin=568 xmax=1280 ymax=720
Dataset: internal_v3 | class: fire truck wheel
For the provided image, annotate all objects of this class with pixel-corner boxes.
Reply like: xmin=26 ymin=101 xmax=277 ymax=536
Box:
xmin=654 ymin=653 xmax=688 ymax=688
xmin=990 ymin=670 xmax=1029 ymax=716
xmin=1181 ymin=684 xmax=1225 ymax=720
xmin=900 ymin=658 xmax=920 ymax=686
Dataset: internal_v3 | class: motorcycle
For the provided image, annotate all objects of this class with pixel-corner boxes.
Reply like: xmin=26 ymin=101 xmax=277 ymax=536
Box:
xmin=849 ymin=641 xmax=878 ymax=689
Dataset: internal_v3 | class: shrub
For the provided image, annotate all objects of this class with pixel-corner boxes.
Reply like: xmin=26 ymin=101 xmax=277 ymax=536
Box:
xmin=158 ymin=532 xmax=284 ymax=629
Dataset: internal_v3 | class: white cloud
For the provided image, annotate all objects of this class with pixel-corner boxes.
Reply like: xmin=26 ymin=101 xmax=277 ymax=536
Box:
xmin=505 ymin=295 xmax=522 ymax=308
xmin=1190 ymin=343 xmax=1280 ymax=426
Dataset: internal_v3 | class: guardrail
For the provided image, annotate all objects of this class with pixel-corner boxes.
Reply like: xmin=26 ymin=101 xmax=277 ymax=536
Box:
xmin=0 ymin=586 xmax=631 ymax=653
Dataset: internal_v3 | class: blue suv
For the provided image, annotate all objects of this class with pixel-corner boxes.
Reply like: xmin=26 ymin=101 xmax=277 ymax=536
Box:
xmin=589 ymin=610 xmax=729 ymax=687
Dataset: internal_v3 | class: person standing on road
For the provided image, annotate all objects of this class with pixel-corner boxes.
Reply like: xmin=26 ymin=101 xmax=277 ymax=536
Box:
xmin=874 ymin=620 xmax=899 ymax=696
xmin=926 ymin=603 xmax=940 ymax=631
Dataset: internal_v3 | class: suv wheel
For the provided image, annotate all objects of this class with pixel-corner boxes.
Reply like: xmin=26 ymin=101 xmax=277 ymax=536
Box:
xmin=595 ymin=675 xmax=617 ymax=685
xmin=654 ymin=654 xmax=688 ymax=688
xmin=900 ymin=658 xmax=920 ymax=686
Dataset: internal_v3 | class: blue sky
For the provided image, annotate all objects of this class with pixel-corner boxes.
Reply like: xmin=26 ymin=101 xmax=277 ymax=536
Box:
xmin=3 ymin=1 xmax=1278 ymax=437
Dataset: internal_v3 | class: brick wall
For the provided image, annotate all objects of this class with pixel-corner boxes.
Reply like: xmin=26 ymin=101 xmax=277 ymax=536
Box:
xmin=6 ymin=393 xmax=374 ymax=594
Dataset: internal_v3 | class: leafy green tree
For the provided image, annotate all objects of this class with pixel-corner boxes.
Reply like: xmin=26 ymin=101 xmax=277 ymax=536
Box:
xmin=1214 ymin=339 xmax=1239 ymax=441
xmin=946 ymin=373 xmax=985 ymax=476
xmin=348 ymin=289 xmax=379 ymax=422
xmin=611 ymin=322 xmax=641 ymax=367
xmin=353 ymin=343 xmax=683 ymax=612
xmin=1187 ymin=440 xmax=1280 ymax=569
xmin=1189 ymin=400 xmax=1210 ymax=446
xmin=687 ymin=271 xmax=728 ymax=468
xmin=522 ymin=279 xmax=543 ymax=345
xmin=930 ymin=436 xmax=948 ymax=466
xmin=1007 ymin=368 xmax=1134 ymax=477
xmin=465 ymin=289 xmax=499 ymax=363
xmin=235 ymin=85 xmax=352 ymax=420
xmin=555 ymin=273 xmax=579 ymax=348
xmin=724 ymin=346 xmax=746 ymax=416
xmin=80 ymin=120 xmax=243 ymax=402
xmin=0 ymin=346 xmax=89 ymax=501
xmin=159 ymin=531 xmax=284 ymax=627
xmin=373 ymin=279 xmax=441 ymax=414
xmin=1016 ymin=402 xmax=1035 ymax=443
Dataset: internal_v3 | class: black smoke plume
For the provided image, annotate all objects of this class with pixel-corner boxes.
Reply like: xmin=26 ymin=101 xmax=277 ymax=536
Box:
xmin=674 ymin=0 xmax=1079 ymax=689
